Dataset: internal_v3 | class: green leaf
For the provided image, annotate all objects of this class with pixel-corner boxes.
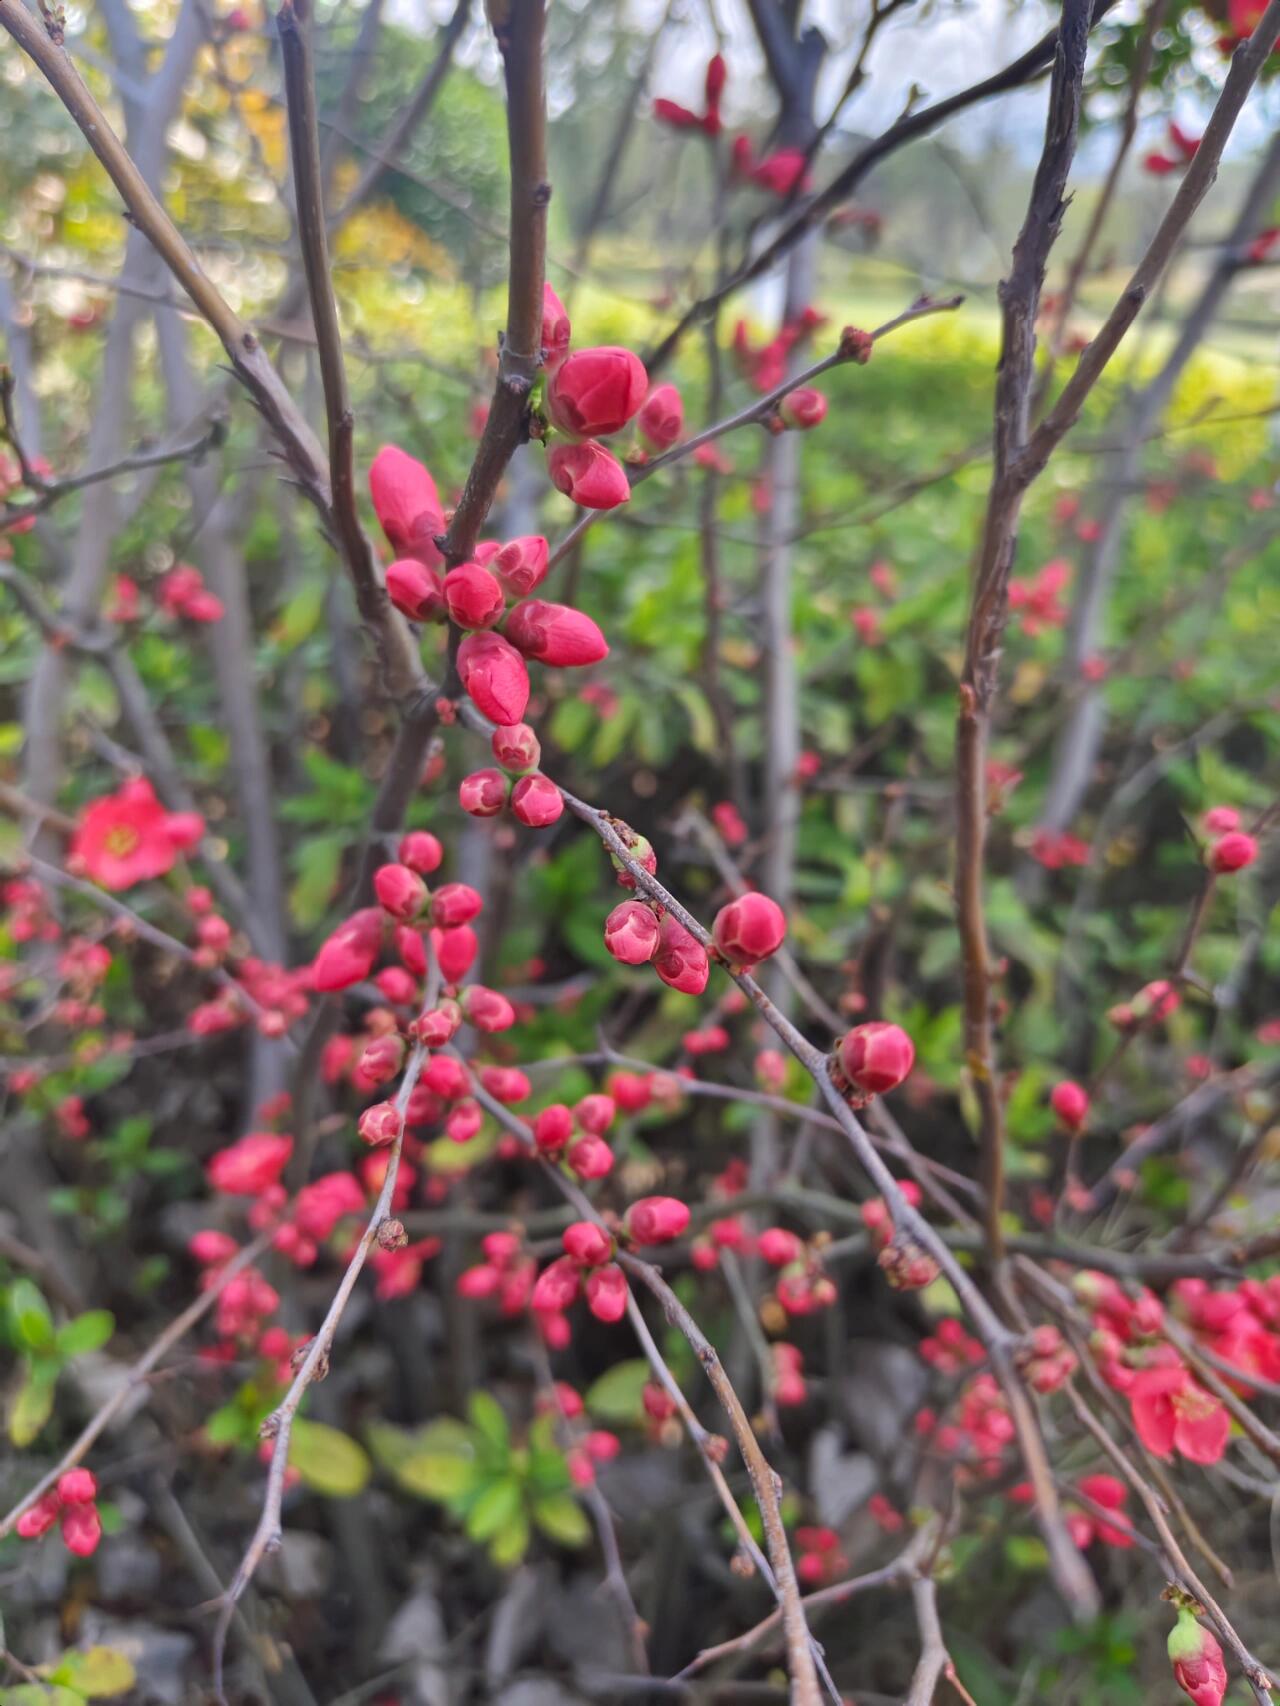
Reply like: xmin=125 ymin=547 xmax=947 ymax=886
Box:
xmin=8 ymin=1279 xmax=54 ymax=1353
xmin=55 ymin=1311 xmax=114 ymax=1359
xmin=272 ymin=578 xmax=326 ymax=650
xmin=8 ymin=1362 xmax=57 ymax=1447
xmin=288 ymin=1418 xmax=371 ymax=1497
xmin=464 ymin=1476 xmax=522 ymax=1541
xmin=204 ymin=1401 xmax=254 ymax=1448
xmin=532 ymin=1493 xmax=590 ymax=1548
xmin=467 ymin=1391 xmax=510 ymax=1457
xmin=584 ymin=1358 xmax=650 ymax=1424
xmin=49 ymin=1646 xmax=136 ymax=1698
xmin=1 ymin=1687 xmax=85 ymax=1705
xmin=489 ymin=1507 xmax=530 ymax=1568
xmin=395 ymin=1452 xmax=480 ymax=1502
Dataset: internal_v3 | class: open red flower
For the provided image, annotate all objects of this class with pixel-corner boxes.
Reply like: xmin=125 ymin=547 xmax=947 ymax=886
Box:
xmin=1130 ymin=1364 xmax=1230 ymax=1464
xmin=70 ymin=778 xmax=204 ymax=892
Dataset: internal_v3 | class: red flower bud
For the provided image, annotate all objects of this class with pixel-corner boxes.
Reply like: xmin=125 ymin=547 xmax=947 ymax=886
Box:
xmin=373 ymin=863 xmax=428 ymax=923
xmin=548 ymin=346 xmax=648 ymax=438
xmin=779 ymin=387 xmax=828 ymax=430
xmin=548 ymin=439 xmax=632 ymax=510
xmin=625 ymin=1195 xmax=690 ymax=1245
xmin=567 ymin=1132 xmax=614 ymax=1179
xmin=758 ymin=1227 xmax=803 ymax=1266
xmin=60 ymin=1502 xmax=102 ymax=1557
xmin=1209 ymin=831 xmax=1257 ymax=873
xmin=446 ymin=1099 xmax=483 ymax=1143
xmin=704 ymin=52 xmax=727 ymax=108
xmin=479 ymin=1066 xmax=530 ymax=1104
xmin=369 ymin=445 xmax=443 ymax=564
xmin=430 ymin=923 xmax=477 ymax=983
xmin=444 ymin=562 xmax=506 ymax=629
xmin=461 ymin=985 xmax=517 ymax=1033
xmin=457 ymin=630 xmax=531 ymax=724
xmin=412 ymin=1003 xmax=461 ymax=1046
xmin=1168 ymin=1608 xmax=1227 ymax=1706
xmin=1050 ymin=1079 xmax=1089 ymax=1131
xmin=386 ymin=558 xmax=445 ymax=621
xmin=534 ymin=1104 xmax=574 ymax=1154
xmin=457 ymin=1263 xmax=501 ymax=1299
xmin=16 ymin=1491 xmax=62 ymax=1539
xmin=56 ymin=1468 xmax=97 ymax=1505
xmin=359 ymin=1033 xmax=406 ymax=1086
xmin=313 ymin=907 xmax=383 ymax=991
xmin=492 ymin=722 xmax=541 ymax=772
xmin=511 ymin=774 xmax=564 ymax=827
xmin=637 ymin=384 xmax=683 ymax=452
xmin=1203 ymin=806 xmax=1239 ymax=834
xmin=643 ymin=1380 xmax=677 ymax=1421
xmin=563 ymin=1220 xmax=613 ymax=1266
xmin=459 ymin=768 xmax=510 ymax=817
xmin=585 ymin=1263 xmax=628 ymax=1322
xmin=837 ymin=1021 xmax=915 ymax=1095
xmin=654 ymin=914 xmax=710 ymax=995
xmin=358 ymin=1100 xmax=403 ymax=1147
xmin=207 ymin=1131 xmax=294 ymax=1195
xmin=492 ymin=536 xmax=550 ymax=598
xmin=604 ymin=899 xmax=661 ymax=965
xmin=574 ymin=1093 xmax=615 ymax=1136
xmin=398 ymin=831 xmax=443 ymax=875
xmin=505 ymin=600 xmax=608 ymax=667
xmin=533 ymin=1254 xmax=582 ymax=1311
xmin=653 ymin=96 xmax=703 ymax=130
xmin=430 ymin=883 xmax=483 ymax=928
xmin=541 ymin=283 xmax=571 ymax=373
xmin=711 ymin=891 xmax=786 ymax=965
xmin=422 ymin=1054 xmax=469 ymax=1100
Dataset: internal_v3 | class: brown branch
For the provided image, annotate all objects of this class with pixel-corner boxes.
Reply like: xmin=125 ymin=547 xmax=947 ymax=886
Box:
xmin=954 ymin=0 xmax=1090 ymax=1266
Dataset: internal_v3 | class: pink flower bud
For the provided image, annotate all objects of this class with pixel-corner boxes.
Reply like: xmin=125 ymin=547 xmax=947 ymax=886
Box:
xmin=16 ymin=1491 xmax=62 ymax=1539
xmin=585 ymin=1263 xmax=628 ymax=1322
xmin=1050 ymin=1080 xmax=1089 ymax=1131
xmin=479 ymin=1066 xmax=530 ymax=1104
xmin=548 ymin=439 xmax=631 ymax=510
xmin=654 ymin=914 xmax=710 ymax=995
xmin=313 ymin=907 xmax=383 ymax=991
xmin=492 ymin=722 xmax=541 ymax=772
xmin=375 ymin=966 xmax=418 ymax=1005
xmin=653 ymin=96 xmax=703 ymax=129
xmin=838 ymin=1022 xmax=915 ymax=1096
xmin=358 ymin=1101 xmax=404 ymax=1147
xmin=637 ymin=384 xmax=683 ymax=452
xmin=711 ymin=891 xmax=786 ymax=965
xmin=541 ymin=283 xmax=571 ymax=373
xmin=56 ymin=1469 xmax=97 ymax=1505
xmin=492 ymin=536 xmax=550 ymax=598
xmin=1203 ymin=806 xmax=1239 ymax=834
xmin=625 ymin=1196 xmax=690 ymax=1245
xmin=412 ymin=1003 xmax=462 ymax=1046
xmin=511 ymin=775 xmax=564 ymax=827
xmin=643 ymin=1381 xmax=677 ymax=1421
xmin=423 ymin=1054 xmax=470 ymax=1100
xmin=604 ymin=899 xmax=661 ymax=965
xmin=190 ymin=1229 xmax=238 ymax=1266
xmin=398 ymin=831 xmax=443 ymax=875
xmin=779 ymin=387 xmax=827 ymax=430
xmin=1168 ymin=1608 xmax=1227 ymax=1706
xmin=563 ymin=1220 xmax=613 ymax=1266
xmin=758 ymin=1227 xmax=803 ymax=1266
xmin=567 ymin=1132 xmax=614 ymax=1179
xmin=60 ymin=1502 xmax=102 ymax=1557
xmin=459 ymin=769 xmax=510 ymax=817
xmin=1209 ymin=831 xmax=1257 ymax=873
xmin=548 ymin=347 xmax=648 ymax=438
xmin=461 ymin=985 xmax=517 ymax=1033
xmin=457 ymin=1263 xmax=501 ymax=1299
xmin=705 ymin=52 xmax=727 ymax=107
xmin=505 ymin=600 xmax=608 ymax=667
xmin=444 ymin=562 xmax=506 ymax=629
xmin=610 ymin=832 xmax=657 ymax=889
xmin=373 ymin=863 xmax=428 ymax=922
xmin=534 ymin=1103 xmax=574 ymax=1154
xmin=575 ymin=1093 xmax=615 ymax=1135
xmin=358 ymin=1033 xmax=406 ymax=1086
xmin=533 ymin=1254 xmax=581 ymax=1311
xmin=208 ymin=1132 xmax=294 ymax=1195
xmin=430 ymin=923 xmax=478 ymax=983
xmin=608 ymin=1070 xmax=652 ymax=1112
xmin=457 ymin=630 xmax=531 ymax=724
xmin=386 ymin=558 xmax=445 ymax=621
xmin=446 ymin=1099 xmax=483 ymax=1143
xmin=430 ymin=883 xmax=483 ymax=928
xmin=368 ymin=445 xmax=443 ymax=564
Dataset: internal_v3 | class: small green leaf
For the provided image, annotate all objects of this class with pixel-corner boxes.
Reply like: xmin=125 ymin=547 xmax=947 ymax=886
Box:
xmin=584 ymin=1359 xmax=650 ymax=1424
xmin=8 ymin=1363 xmax=57 ymax=1447
xmin=288 ymin=1418 xmax=371 ymax=1497
xmin=468 ymin=1391 xmax=510 ymax=1457
xmin=395 ymin=1453 xmax=480 ymax=1502
xmin=488 ymin=1508 xmax=530 ymax=1568
xmin=464 ymin=1476 xmax=522 ymax=1541
xmin=55 ymin=1311 xmax=114 ymax=1359
xmin=51 ymin=1646 xmax=137 ymax=1698
xmin=532 ymin=1493 xmax=590 ymax=1548
xmin=8 ymin=1280 xmax=54 ymax=1353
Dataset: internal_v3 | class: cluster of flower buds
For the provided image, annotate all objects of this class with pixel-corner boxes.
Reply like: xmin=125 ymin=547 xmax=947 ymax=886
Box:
xmin=541 ymin=287 xmax=647 ymax=511
xmin=156 ymin=562 xmax=225 ymax=624
xmin=860 ymin=1180 xmax=937 ymax=1292
xmin=731 ymin=136 xmax=810 ymax=198
xmin=1107 ymin=977 xmax=1180 ymax=1032
xmin=1015 ymin=1323 xmax=1077 ymax=1394
xmin=773 ymin=1342 xmax=806 ymax=1407
xmin=16 ymin=1469 xmax=102 ymax=1557
xmin=653 ymin=53 xmax=726 ymax=137
xmin=754 ymin=1224 xmax=836 ymax=1316
xmin=1009 ymin=1472 xmax=1133 ymax=1549
xmin=456 ymin=1231 xmax=538 ymax=1320
xmin=532 ymin=1220 xmax=627 ymax=1324
xmin=733 ymin=305 xmax=826 ymax=392
xmin=794 ymin=1525 xmax=848 ymax=1586
xmin=1027 ymin=828 xmax=1091 ymax=870
xmin=833 ymin=1020 xmax=915 ymax=1102
xmin=1008 ymin=557 xmax=1070 ymax=636
xmin=532 ymin=1092 xmax=619 ymax=1180
xmin=459 ymin=720 xmax=564 ymax=828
